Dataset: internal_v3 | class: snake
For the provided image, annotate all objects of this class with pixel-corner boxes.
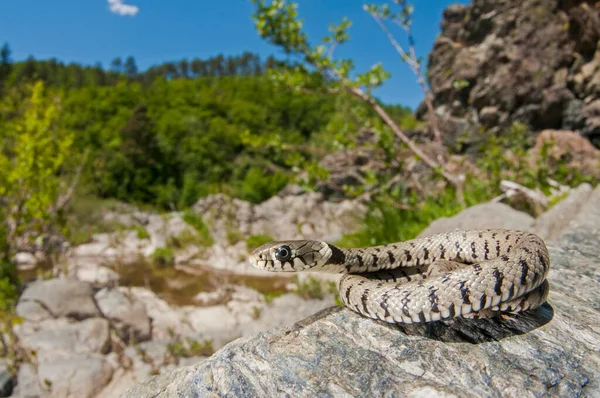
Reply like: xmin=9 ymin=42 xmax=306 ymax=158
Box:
xmin=249 ymin=229 xmax=550 ymax=324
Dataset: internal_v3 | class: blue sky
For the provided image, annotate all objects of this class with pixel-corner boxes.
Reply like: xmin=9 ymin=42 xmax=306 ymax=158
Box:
xmin=1 ymin=0 xmax=466 ymax=108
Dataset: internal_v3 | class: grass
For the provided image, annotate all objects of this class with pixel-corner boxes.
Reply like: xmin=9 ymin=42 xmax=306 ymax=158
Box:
xmin=246 ymin=234 xmax=274 ymax=250
xmin=181 ymin=210 xmax=214 ymax=247
xmin=293 ymin=276 xmax=326 ymax=300
xmin=263 ymin=290 xmax=286 ymax=303
xmin=167 ymin=337 xmax=214 ymax=358
xmin=134 ymin=226 xmax=150 ymax=240
xmin=151 ymin=247 xmax=175 ymax=268
xmin=64 ymin=195 xmax=131 ymax=245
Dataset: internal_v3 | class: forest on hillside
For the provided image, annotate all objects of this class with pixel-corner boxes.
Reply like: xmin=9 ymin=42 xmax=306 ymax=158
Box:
xmin=0 ymin=43 xmax=414 ymax=209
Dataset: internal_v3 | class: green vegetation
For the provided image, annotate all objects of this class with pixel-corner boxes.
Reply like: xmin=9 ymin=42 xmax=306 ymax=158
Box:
xmin=151 ymin=247 xmax=175 ymax=268
xmin=64 ymin=196 xmax=131 ymax=245
xmin=246 ymin=234 xmax=275 ymax=250
xmin=263 ymin=290 xmax=286 ymax=304
xmin=134 ymin=226 xmax=150 ymax=240
xmin=167 ymin=337 xmax=214 ymax=358
xmin=0 ymin=81 xmax=79 ymax=312
xmin=292 ymin=276 xmax=337 ymax=300
xmin=181 ymin=211 xmax=214 ymax=247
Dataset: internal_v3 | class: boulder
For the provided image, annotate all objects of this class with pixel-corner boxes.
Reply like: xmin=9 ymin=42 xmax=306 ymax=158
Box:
xmin=17 ymin=318 xmax=111 ymax=361
xmin=95 ymin=287 xmax=152 ymax=343
xmin=36 ymin=354 xmax=113 ymax=398
xmin=16 ymin=279 xmax=101 ymax=321
xmin=533 ymin=183 xmax=593 ymax=242
xmin=419 ymin=202 xmax=535 ymax=237
xmin=124 ymin=186 xmax=600 ymax=397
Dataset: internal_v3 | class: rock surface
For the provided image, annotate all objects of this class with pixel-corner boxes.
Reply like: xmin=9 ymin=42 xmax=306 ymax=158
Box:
xmin=425 ymin=0 xmax=600 ymax=147
xmin=16 ymin=279 xmax=101 ymax=321
xmin=124 ymin=185 xmax=600 ymax=397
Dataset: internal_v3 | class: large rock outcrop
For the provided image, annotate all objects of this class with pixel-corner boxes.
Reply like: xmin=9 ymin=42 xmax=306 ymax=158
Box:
xmin=425 ymin=0 xmax=600 ymax=147
xmin=124 ymin=184 xmax=600 ymax=397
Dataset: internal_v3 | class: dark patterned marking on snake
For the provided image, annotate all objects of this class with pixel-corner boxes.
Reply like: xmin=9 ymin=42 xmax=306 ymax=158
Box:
xmin=492 ymin=268 xmax=504 ymax=296
xmin=519 ymin=259 xmax=529 ymax=285
xmin=484 ymin=240 xmax=490 ymax=260
xmin=459 ymin=280 xmax=471 ymax=304
xmin=418 ymin=311 xmax=427 ymax=323
xmin=471 ymin=241 xmax=478 ymax=259
xmin=404 ymin=250 xmax=412 ymax=263
xmin=380 ymin=291 xmax=391 ymax=318
xmin=371 ymin=254 xmax=378 ymax=268
xmin=429 ymin=288 xmax=440 ymax=312
xmin=439 ymin=244 xmax=446 ymax=259
xmin=448 ymin=302 xmax=456 ymax=317
xmin=538 ymin=251 xmax=548 ymax=270
xmin=480 ymin=293 xmax=487 ymax=310
xmin=357 ymin=255 xmax=364 ymax=268
xmin=501 ymin=255 xmax=509 ymax=262
xmin=361 ymin=290 xmax=371 ymax=316
xmin=387 ymin=251 xmax=395 ymax=265
xmin=423 ymin=247 xmax=430 ymax=261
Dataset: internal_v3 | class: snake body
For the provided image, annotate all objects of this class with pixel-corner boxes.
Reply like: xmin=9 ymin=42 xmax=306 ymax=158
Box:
xmin=249 ymin=229 xmax=550 ymax=324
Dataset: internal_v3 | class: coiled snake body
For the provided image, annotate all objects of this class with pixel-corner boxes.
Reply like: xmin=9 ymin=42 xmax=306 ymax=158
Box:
xmin=249 ymin=230 xmax=550 ymax=324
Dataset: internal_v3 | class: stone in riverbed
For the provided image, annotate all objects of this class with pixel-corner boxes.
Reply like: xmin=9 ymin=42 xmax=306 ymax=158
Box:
xmin=95 ymin=287 xmax=152 ymax=343
xmin=16 ymin=278 xmax=101 ymax=321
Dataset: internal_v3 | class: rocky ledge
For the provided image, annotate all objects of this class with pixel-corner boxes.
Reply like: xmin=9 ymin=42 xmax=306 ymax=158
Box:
xmin=125 ymin=184 xmax=600 ymax=397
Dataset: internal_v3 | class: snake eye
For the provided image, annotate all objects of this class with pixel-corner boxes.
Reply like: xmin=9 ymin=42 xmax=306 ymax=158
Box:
xmin=275 ymin=245 xmax=292 ymax=262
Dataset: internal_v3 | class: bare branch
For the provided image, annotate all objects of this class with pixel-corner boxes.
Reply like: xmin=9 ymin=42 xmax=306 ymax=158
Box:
xmin=368 ymin=12 xmax=443 ymax=146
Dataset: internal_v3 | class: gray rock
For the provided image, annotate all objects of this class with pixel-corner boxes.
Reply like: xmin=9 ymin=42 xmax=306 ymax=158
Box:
xmin=179 ymin=305 xmax=238 ymax=350
xmin=13 ymin=252 xmax=37 ymax=270
xmin=37 ymin=353 xmax=113 ymax=398
xmin=0 ymin=360 xmax=12 ymax=397
xmin=16 ymin=279 xmax=101 ymax=321
xmin=418 ymin=202 xmax=535 ymax=237
xmin=533 ymin=183 xmax=593 ymax=243
xmin=124 ymin=186 xmax=600 ymax=398
xmin=17 ymin=318 xmax=111 ymax=361
xmin=13 ymin=363 xmax=43 ymax=398
xmin=95 ymin=287 xmax=152 ymax=342
xmin=75 ymin=265 xmax=119 ymax=286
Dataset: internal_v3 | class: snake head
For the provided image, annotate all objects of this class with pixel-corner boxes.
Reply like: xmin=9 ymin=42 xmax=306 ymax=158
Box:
xmin=249 ymin=240 xmax=334 ymax=272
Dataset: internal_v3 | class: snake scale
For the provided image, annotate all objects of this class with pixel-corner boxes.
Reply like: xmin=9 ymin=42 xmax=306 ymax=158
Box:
xmin=249 ymin=229 xmax=550 ymax=324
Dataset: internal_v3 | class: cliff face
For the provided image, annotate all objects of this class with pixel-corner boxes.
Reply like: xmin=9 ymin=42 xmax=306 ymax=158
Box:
xmin=425 ymin=0 xmax=600 ymax=147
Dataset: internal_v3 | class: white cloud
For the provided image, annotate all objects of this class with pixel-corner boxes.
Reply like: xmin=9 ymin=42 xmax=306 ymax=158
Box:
xmin=107 ymin=0 xmax=139 ymax=16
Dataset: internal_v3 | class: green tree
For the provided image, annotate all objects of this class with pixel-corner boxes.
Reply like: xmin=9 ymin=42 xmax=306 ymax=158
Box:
xmin=0 ymin=43 xmax=12 ymax=93
xmin=108 ymin=103 xmax=166 ymax=203
xmin=0 ymin=81 xmax=77 ymax=310
xmin=124 ymin=56 xmax=138 ymax=79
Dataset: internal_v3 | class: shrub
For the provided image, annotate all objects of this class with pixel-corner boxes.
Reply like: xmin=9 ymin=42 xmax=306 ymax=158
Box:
xmin=238 ymin=167 xmax=289 ymax=204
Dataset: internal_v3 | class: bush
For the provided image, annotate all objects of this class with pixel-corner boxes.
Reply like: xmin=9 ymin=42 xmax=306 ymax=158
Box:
xmin=238 ymin=167 xmax=289 ymax=204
